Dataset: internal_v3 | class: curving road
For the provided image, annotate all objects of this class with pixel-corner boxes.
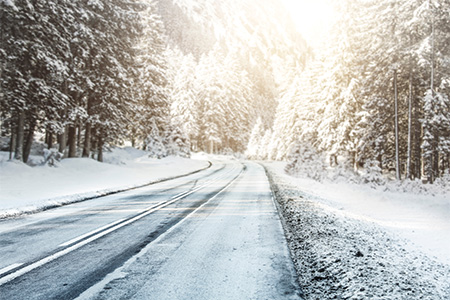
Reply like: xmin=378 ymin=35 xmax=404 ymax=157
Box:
xmin=0 ymin=160 xmax=302 ymax=300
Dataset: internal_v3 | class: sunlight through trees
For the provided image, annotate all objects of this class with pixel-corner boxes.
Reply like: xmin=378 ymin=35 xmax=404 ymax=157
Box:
xmin=1 ymin=0 xmax=449 ymax=183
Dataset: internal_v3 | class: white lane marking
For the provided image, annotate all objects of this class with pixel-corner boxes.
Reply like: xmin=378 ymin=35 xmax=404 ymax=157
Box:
xmin=152 ymin=167 xmax=244 ymax=243
xmin=0 ymin=264 xmax=23 ymax=277
xmin=169 ymin=166 xmax=236 ymax=200
xmin=171 ymin=190 xmax=190 ymax=199
xmin=75 ymin=165 xmax=244 ymax=300
xmin=58 ymin=219 xmax=126 ymax=247
xmin=0 ymin=166 xmax=240 ymax=286
xmin=0 ymin=202 xmax=169 ymax=286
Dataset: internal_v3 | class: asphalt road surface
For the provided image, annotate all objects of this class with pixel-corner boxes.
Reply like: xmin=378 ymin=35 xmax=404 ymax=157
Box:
xmin=0 ymin=160 xmax=302 ymax=299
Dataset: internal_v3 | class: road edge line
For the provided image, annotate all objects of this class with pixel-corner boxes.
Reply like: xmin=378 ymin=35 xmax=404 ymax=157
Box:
xmin=74 ymin=164 xmax=245 ymax=300
xmin=0 ymin=161 xmax=213 ymax=220
xmin=259 ymin=162 xmax=305 ymax=299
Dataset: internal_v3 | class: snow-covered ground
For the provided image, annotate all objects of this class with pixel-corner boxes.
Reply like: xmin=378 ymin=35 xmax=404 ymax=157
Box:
xmin=264 ymin=161 xmax=450 ymax=299
xmin=0 ymin=148 xmax=209 ymax=219
xmin=2 ymin=149 xmax=449 ymax=298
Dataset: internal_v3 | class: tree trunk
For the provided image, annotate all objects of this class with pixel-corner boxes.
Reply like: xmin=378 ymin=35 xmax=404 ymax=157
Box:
xmin=45 ymin=131 xmax=49 ymax=148
xmin=432 ymin=147 xmax=439 ymax=180
xmin=58 ymin=89 xmax=68 ymax=155
xmin=353 ymin=151 xmax=358 ymax=173
xmin=14 ymin=110 xmax=25 ymax=161
xmin=9 ymin=122 xmax=16 ymax=160
xmin=427 ymin=0 xmax=436 ymax=184
xmin=91 ymin=138 xmax=97 ymax=159
xmin=440 ymin=153 xmax=446 ymax=177
xmin=77 ymin=124 xmax=82 ymax=148
xmin=414 ymin=98 xmax=422 ymax=179
xmin=406 ymin=72 xmax=413 ymax=180
xmin=23 ymin=119 xmax=36 ymax=163
xmin=68 ymin=126 xmax=77 ymax=158
xmin=47 ymin=130 xmax=54 ymax=149
xmin=377 ymin=153 xmax=383 ymax=170
xmin=97 ymin=136 xmax=103 ymax=162
xmin=191 ymin=139 xmax=197 ymax=152
xmin=58 ymin=125 xmax=68 ymax=155
xmin=447 ymin=154 xmax=450 ymax=175
xmin=82 ymin=123 xmax=91 ymax=158
xmin=329 ymin=154 xmax=338 ymax=167
xmin=394 ymin=69 xmax=401 ymax=180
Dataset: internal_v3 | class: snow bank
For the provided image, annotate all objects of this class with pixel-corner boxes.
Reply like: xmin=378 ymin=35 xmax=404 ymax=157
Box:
xmin=265 ymin=161 xmax=450 ymax=264
xmin=0 ymin=148 xmax=209 ymax=219
xmin=264 ymin=161 xmax=450 ymax=299
xmin=191 ymin=151 xmax=241 ymax=161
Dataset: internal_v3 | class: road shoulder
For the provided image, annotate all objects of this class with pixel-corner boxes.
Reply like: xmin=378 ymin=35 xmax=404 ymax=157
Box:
xmin=0 ymin=158 xmax=211 ymax=220
xmin=263 ymin=163 xmax=450 ymax=299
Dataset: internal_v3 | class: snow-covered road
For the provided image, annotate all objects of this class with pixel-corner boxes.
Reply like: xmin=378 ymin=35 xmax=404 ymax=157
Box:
xmin=0 ymin=160 xmax=301 ymax=299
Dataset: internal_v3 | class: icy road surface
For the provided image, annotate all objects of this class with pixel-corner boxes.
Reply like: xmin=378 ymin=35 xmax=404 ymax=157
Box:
xmin=0 ymin=160 xmax=301 ymax=300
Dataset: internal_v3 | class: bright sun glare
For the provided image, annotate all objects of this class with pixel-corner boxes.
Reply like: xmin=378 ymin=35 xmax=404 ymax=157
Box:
xmin=282 ymin=0 xmax=336 ymax=48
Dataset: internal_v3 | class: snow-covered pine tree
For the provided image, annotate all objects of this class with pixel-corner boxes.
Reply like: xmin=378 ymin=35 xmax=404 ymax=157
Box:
xmin=0 ymin=0 xmax=76 ymax=162
xmin=267 ymin=75 xmax=301 ymax=161
xmin=285 ymin=141 xmax=327 ymax=181
xmin=80 ymin=0 xmax=143 ymax=161
xmin=220 ymin=53 xmax=253 ymax=152
xmin=166 ymin=47 xmax=200 ymax=151
xmin=145 ymin=119 xmax=167 ymax=158
xmin=164 ymin=123 xmax=190 ymax=158
xmin=193 ymin=47 xmax=253 ymax=153
xmin=282 ymin=0 xmax=450 ymax=182
xmin=267 ymin=57 xmax=323 ymax=162
xmin=160 ymin=0 xmax=308 ymax=152
xmin=258 ymin=129 xmax=273 ymax=160
xmin=246 ymin=117 xmax=264 ymax=159
xmin=127 ymin=0 xmax=171 ymax=155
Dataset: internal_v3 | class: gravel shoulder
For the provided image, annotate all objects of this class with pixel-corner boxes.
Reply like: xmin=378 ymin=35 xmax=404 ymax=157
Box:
xmin=263 ymin=164 xmax=450 ymax=300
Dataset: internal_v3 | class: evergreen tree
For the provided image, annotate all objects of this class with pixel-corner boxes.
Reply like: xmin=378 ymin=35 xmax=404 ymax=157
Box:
xmin=166 ymin=47 xmax=200 ymax=150
xmin=1 ymin=0 xmax=76 ymax=162
xmin=246 ymin=117 xmax=264 ymax=159
xmin=127 ymin=0 xmax=171 ymax=154
xmin=1 ymin=0 xmax=177 ymax=162
xmin=281 ymin=0 xmax=450 ymax=182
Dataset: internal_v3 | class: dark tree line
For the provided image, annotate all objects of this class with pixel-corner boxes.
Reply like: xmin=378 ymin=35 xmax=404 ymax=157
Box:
xmin=1 ymin=0 xmax=174 ymax=162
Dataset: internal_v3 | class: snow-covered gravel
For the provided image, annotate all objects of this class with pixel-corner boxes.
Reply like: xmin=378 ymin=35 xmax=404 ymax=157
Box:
xmin=263 ymin=162 xmax=450 ymax=300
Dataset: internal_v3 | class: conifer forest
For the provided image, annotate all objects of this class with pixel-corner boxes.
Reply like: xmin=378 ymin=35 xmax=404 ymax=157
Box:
xmin=1 ymin=0 xmax=449 ymax=184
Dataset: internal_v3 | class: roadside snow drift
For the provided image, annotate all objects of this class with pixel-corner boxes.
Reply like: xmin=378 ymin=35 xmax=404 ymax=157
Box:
xmin=0 ymin=148 xmax=209 ymax=218
xmin=264 ymin=161 xmax=450 ymax=300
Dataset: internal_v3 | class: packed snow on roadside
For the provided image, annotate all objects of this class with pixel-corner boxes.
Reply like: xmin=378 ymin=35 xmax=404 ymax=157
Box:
xmin=263 ymin=161 xmax=450 ymax=300
xmin=0 ymin=147 xmax=209 ymax=219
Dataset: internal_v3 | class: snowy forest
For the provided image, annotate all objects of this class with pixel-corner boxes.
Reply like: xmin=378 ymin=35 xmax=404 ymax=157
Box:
xmin=1 ymin=0 xmax=450 ymax=184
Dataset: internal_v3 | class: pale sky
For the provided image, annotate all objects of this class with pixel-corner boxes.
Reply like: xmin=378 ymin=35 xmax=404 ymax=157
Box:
xmin=281 ymin=0 xmax=336 ymax=48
